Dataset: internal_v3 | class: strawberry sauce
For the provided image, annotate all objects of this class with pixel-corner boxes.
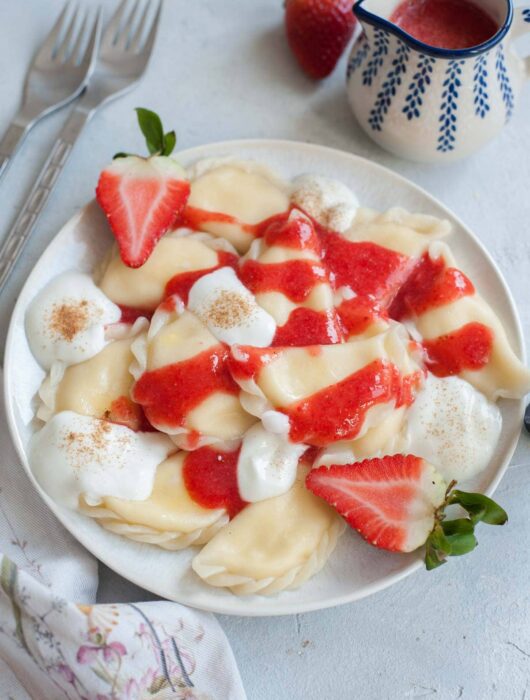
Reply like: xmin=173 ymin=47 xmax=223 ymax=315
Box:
xmin=132 ymin=346 xmax=239 ymax=429
xmin=229 ymin=348 xmax=420 ymax=446
xmin=229 ymin=346 xmax=281 ymax=382
xmin=165 ymin=251 xmax=239 ymax=304
xmin=105 ymin=396 xmax=154 ymax=432
xmin=263 ymin=213 xmax=320 ymax=251
xmin=389 ymin=252 xmax=475 ymax=320
xmin=284 ymin=359 xmax=418 ymax=445
xmin=390 ymin=0 xmax=498 ymax=50
xmin=182 ymin=207 xmax=256 ymax=235
xmin=181 ymin=207 xmax=288 ymax=239
xmin=318 ymin=228 xmax=412 ymax=302
xmin=272 ymin=308 xmax=342 ymax=346
xmin=337 ymin=296 xmax=387 ymax=337
xmin=183 ymin=446 xmax=247 ymax=518
xmin=423 ymin=322 xmax=494 ymax=376
xmin=118 ymin=304 xmax=153 ymax=324
xmin=239 ymin=259 xmax=327 ymax=303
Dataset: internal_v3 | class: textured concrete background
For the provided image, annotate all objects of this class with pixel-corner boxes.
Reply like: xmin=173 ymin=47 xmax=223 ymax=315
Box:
xmin=0 ymin=1 xmax=529 ymax=698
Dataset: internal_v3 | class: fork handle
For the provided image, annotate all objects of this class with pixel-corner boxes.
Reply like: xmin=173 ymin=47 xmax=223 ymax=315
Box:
xmin=0 ymin=122 xmax=30 ymax=181
xmin=0 ymin=107 xmax=89 ymax=293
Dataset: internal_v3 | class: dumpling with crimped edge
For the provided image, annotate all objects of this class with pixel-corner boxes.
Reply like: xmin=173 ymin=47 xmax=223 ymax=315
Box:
xmin=79 ymin=452 xmax=229 ymax=550
xmin=37 ymin=318 xmax=149 ymax=425
xmin=343 ymin=206 xmax=451 ymax=257
xmin=192 ymin=465 xmax=345 ymax=595
xmin=97 ymin=228 xmax=238 ymax=312
xmin=240 ymin=209 xmax=343 ymax=345
xmin=131 ymin=295 xmax=256 ymax=449
xmin=184 ymin=159 xmax=291 ymax=252
xmin=229 ymin=325 xmax=423 ymax=447
xmin=392 ymin=241 xmax=530 ymax=400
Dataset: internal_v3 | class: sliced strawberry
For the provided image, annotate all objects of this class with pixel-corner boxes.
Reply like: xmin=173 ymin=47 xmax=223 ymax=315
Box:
xmin=96 ymin=156 xmax=190 ymax=268
xmin=307 ymin=455 xmax=446 ymax=552
xmin=306 ymin=454 xmax=508 ymax=569
xmin=285 ymin=0 xmax=357 ymax=79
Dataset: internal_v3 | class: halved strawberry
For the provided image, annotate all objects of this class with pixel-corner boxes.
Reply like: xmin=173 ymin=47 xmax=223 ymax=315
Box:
xmin=96 ymin=108 xmax=190 ymax=268
xmin=306 ymin=454 xmax=507 ymax=569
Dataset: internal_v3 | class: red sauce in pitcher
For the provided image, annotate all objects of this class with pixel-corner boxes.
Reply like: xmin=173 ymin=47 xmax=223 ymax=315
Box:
xmin=390 ymin=0 xmax=498 ymax=50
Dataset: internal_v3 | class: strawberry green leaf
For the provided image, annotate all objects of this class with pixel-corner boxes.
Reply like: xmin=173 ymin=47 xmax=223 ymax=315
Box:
xmin=441 ymin=519 xmax=477 ymax=556
xmin=428 ymin=524 xmax=452 ymax=555
xmin=425 ymin=541 xmax=446 ymax=570
xmin=162 ymin=130 xmax=176 ymax=156
xmin=113 ymin=152 xmax=133 ymax=159
xmin=135 ymin=108 xmax=165 ymax=155
xmin=449 ymin=490 xmax=508 ymax=526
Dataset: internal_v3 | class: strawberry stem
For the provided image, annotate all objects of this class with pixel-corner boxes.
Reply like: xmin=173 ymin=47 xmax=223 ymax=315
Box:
xmin=113 ymin=108 xmax=177 ymax=160
xmin=424 ymin=481 xmax=507 ymax=571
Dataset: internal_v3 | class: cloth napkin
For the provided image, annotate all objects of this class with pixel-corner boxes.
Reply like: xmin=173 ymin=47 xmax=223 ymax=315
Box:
xmin=0 ymin=372 xmax=246 ymax=700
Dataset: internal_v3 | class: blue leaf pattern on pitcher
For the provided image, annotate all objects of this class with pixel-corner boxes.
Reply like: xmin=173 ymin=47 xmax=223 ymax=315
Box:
xmin=473 ymin=54 xmax=489 ymax=118
xmin=495 ymin=45 xmax=514 ymax=121
xmin=523 ymin=8 xmax=530 ymax=22
xmin=347 ymin=36 xmax=370 ymax=79
xmin=362 ymin=29 xmax=389 ymax=86
xmin=368 ymin=41 xmax=411 ymax=132
xmin=402 ymin=54 xmax=436 ymax=120
xmin=437 ymin=60 xmax=465 ymax=152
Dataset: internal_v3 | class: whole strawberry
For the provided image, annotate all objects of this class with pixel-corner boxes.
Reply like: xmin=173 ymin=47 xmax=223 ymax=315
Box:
xmin=285 ymin=0 xmax=356 ymax=79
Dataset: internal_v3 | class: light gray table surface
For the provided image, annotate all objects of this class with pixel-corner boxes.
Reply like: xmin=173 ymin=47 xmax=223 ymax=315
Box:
xmin=1 ymin=2 xmax=529 ymax=698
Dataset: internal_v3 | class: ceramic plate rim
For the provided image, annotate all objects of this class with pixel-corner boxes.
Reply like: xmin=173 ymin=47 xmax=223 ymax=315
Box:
xmin=4 ymin=139 xmax=525 ymax=616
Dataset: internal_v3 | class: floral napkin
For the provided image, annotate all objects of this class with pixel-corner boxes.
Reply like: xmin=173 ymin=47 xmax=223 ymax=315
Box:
xmin=0 ymin=372 xmax=246 ymax=700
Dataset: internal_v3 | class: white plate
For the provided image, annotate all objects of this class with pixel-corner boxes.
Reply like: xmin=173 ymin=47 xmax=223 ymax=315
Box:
xmin=4 ymin=140 xmax=526 ymax=616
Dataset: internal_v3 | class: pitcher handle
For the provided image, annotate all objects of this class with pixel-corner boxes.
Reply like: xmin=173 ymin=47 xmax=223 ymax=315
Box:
xmin=512 ymin=6 xmax=530 ymax=79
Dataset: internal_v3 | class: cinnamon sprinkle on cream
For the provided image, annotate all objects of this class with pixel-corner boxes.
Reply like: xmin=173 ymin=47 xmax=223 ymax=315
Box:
xmin=59 ymin=419 xmax=131 ymax=472
xmin=200 ymin=290 xmax=255 ymax=329
xmin=47 ymin=299 xmax=101 ymax=342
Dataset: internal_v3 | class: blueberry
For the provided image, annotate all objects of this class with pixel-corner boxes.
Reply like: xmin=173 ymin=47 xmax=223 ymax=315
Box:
xmin=525 ymin=404 xmax=530 ymax=434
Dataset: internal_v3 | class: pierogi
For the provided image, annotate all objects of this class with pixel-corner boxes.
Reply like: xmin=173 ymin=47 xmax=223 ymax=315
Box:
xmin=25 ymin=156 xmax=529 ymax=598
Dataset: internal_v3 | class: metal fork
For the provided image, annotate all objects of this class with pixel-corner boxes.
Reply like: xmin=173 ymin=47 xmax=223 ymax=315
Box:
xmin=0 ymin=0 xmax=162 ymax=294
xmin=0 ymin=3 xmax=99 ymax=181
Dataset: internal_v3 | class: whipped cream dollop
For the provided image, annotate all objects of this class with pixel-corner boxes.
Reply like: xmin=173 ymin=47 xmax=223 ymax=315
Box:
xmin=405 ymin=374 xmax=502 ymax=482
xmin=291 ymin=174 xmax=359 ymax=233
xmin=30 ymin=411 xmax=174 ymax=509
xmin=237 ymin=423 xmax=307 ymax=502
xmin=261 ymin=410 xmax=291 ymax=435
xmin=26 ymin=272 xmax=121 ymax=369
xmin=187 ymin=267 xmax=276 ymax=347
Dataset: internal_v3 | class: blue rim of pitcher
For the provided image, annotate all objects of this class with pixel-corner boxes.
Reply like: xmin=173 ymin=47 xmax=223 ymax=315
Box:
xmin=353 ymin=0 xmax=514 ymax=58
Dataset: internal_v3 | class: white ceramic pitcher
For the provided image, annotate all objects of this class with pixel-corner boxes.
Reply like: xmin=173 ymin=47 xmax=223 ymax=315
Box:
xmin=346 ymin=0 xmax=530 ymax=162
